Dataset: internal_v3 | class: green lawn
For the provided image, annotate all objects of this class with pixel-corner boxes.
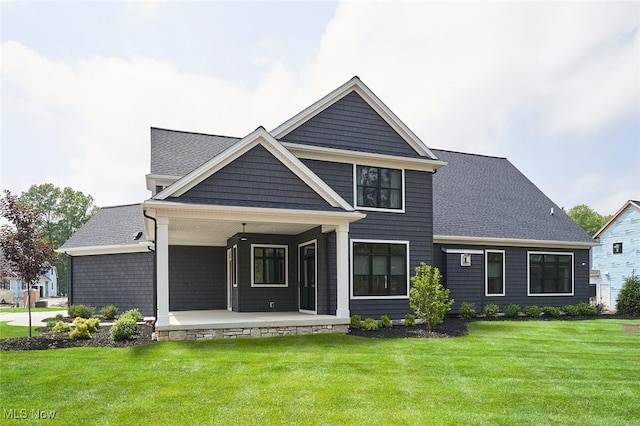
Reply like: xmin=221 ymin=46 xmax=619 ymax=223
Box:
xmin=1 ymin=320 xmax=638 ymax=425
xmin=0 ymin=321 xmax=41 ymax=338
xmin=0 ymin=307 xmax=66 ymax=313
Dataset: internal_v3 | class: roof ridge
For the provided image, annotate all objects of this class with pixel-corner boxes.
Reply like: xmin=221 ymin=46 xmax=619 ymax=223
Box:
xmin=151 ymin=127 xmax=240 ymax=139
xmin=432 ymin=148 xmax=507 ymax=160
xmin=99 ymin=203 xmax=142 ymax=210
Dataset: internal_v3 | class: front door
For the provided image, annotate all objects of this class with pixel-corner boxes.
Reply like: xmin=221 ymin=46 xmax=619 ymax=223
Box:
xmin=299 ymin=242 xmax=316 ymax=312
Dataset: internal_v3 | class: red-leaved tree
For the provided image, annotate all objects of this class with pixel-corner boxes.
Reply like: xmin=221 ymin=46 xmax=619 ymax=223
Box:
xmin=0 ymin=190 xmax=55 ymax=336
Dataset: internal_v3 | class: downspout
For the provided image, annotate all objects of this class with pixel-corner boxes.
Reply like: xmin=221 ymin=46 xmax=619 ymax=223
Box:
xmin=143 ymin=210 xmax=158 ymax=332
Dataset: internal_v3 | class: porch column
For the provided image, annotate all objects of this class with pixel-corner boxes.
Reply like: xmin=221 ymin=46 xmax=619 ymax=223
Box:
xmin=335 ymin=224 xmax=350 ymax=319
xmin=156 ymin=217 xmax=170 ymax=327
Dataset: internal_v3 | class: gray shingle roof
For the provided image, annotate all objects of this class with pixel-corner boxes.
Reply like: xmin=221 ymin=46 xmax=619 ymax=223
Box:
xmin=151 ymin=127 xmax=240 ymax=176
xmin=432 ymin=149 xmax=594 ymax=243
xmin=59 ymin=204 xmax=147 ymax=249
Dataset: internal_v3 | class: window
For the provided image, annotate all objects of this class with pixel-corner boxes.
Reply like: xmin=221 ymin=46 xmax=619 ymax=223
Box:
xmin=528 ymin=252 xmax=574 ymax=296
xmin=231 ymin=245 xmax=238 ymax=287
xmin=613 ymin=242 xmax=623 ymax=254
xmin=355 ymin=165 xmax=403 ymax=210
xmin=352 ymin=241 xmax=408 ymax=298
xmin=251 ymin=244 xmax=288 ymax=287
xmin=0 ymin=279 xmax=9 ymax=290
xmin=485 ymin=250 xmax=505 ymax=296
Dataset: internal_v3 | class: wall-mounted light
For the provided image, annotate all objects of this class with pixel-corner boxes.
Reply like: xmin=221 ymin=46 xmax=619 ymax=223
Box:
xmin=241 ymin=223 xmax=247 ymax=241
xmin=132 ymin=231 xmax=143 ymax=241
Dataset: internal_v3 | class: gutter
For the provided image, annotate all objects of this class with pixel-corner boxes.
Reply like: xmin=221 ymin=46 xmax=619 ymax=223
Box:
xmin=142 ymin=210 xmax=158 ymax=332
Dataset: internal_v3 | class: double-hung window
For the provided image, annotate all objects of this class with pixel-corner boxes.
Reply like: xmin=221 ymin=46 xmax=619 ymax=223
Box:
xmin=252 ymin=244 xmax=288 ymax=287
xmin=485 ymin=250 xmax=505 ymax=296
xmin=528 ymin=252 xmax=574 ymax=295
xmin=352 ymin=241 xmax=408 ymax=297
xmin=355 ymin=165 xmax=403 ymax=211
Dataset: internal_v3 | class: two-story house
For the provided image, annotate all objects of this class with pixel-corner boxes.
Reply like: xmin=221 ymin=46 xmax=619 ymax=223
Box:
xmin=59 ymin=77 xmax=594 ymax=340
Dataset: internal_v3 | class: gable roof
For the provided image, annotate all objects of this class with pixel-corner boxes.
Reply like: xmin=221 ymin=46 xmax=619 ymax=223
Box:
xmin=154 ymin=127 xmax=354 ymax=211
xmin=58 ymin=204 xmax=152 ymax=255
xmin=593 ymin=200 xmax=640 ymax=238
xmin=271 ymin=76 xmax=439 ymax=160
xmin=432 ymin=149 xmax=595 ymax=247
xmin=150 ymin=127 xmax=240 ymax=177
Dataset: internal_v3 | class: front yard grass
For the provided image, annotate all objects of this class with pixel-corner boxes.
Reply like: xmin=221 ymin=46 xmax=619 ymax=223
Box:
xmin=1 ymin=319 xmax=638 ymax=425
xmin=0 ymin=321 xmax=41 ymax=338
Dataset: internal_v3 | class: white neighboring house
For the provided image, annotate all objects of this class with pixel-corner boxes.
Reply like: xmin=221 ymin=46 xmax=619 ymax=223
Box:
xmin=0 ymin=251 xmax=58 ymax=303
xmin=590 ymin=200 xmax=640 ymax=309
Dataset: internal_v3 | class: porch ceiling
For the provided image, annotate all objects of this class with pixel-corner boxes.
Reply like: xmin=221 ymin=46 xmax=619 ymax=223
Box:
xmin=169 ymin=218 xmax=316 ymax=246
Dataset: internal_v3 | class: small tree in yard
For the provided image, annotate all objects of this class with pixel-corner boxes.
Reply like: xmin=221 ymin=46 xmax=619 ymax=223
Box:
xmin=0 ymin=190 xmax=55 ymax=336
xmin=616 ymin=271 xmax=640 ymax=316
xmin=409 ymin=263 xmax=454 ymax=332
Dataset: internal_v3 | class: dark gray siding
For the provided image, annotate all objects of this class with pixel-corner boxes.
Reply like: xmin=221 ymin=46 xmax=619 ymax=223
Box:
xmin=174 ymin=144 xmax=335 ymax=211
xmin=434 ymin=244 xmax=591 ymax=313
xmin=231 ymin=234 xmax=298 ymax=312
xmin=169 ymin=246 xmax=226 ymax=311
xmin=304 ymin=159 xmax=434 ymax=319
xmin=71 ymin=252 xmax=154 ymax=316
xmin=280 ymin=91 xmax=422 ymax=159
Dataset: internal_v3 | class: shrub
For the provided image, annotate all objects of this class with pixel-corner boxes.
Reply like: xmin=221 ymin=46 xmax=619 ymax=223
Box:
xmin=55 ymin=313 xmax=64 ymax=321
xmin=542 ymin=306 xmax=561 ymax=317
xmin=69 ymin=322 xmax=91 ymax=339
xmin=378 ymin=315 xmax=393 ymax=328
xmin=404 ymin=314 xmax=415 ymax=327
xmin=459 ymin=302 xmax=476 ymax=320
xmin=576 ymin=302 xmax=598 ymax=316
xmin=616 ymin=272 xmax=640 ymax=316
xmin=73 ymin=317 xmax=100 ymax=333
xmin=362 ymin=317 xmax=379 ymax=331
xmin=110 ymin=318 xmax=138 ymax=341
xmin=101 ymin=304 xmax=118 ymax=320
xmin=483 ymin=304 xmax=500 ymax=319
xmin=68 ymin=304 xmax=95 ymax=319
xmin=504 ymin=304 xmax=521 ymax=318
xmin=51 ymin=321 xmax=70 ymax=333
xmin=120 ymin=308 xmax=141 ymax=322
xmin=350 ymin=315 xmax=362 ymax=330
xmin=409 ymin=263 xmax=454 ymax=332
xmin=524 ymin=305 xmax=543 ymax=318
xmin=46 ymin=320 xmax=56 ymax=328
xmin=562 ymin=304 xmax=580 ymax=316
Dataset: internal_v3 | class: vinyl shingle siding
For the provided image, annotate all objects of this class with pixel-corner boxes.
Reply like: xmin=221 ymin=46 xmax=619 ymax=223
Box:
xmin=71 ymin=252 xmax=154 ymax=316
xmin=168 ymin=246 xmax=226 ymax=311
xmin=174 ymin=145 xmax=336 ymax=211
xmin=281 ymin=91 xmax=423 ymax=159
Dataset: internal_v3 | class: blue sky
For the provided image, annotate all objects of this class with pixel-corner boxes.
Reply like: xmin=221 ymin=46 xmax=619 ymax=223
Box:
xmin=1 ymin=1 xmax=638 ymax=215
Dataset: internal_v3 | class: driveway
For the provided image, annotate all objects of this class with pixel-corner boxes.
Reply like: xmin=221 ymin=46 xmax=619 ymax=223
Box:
xmin=0 ymin=310 xmax=67 ymax=327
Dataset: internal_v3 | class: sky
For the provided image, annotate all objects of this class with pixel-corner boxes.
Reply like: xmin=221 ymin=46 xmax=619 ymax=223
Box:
xmin=1 ymin=1 xmax=638 ymax=216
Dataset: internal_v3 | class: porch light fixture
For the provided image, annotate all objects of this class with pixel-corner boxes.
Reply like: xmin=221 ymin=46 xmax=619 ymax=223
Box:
xmin=132 ymin=231 xmax=143 ymax=241
xmin=241 ymin=223 xmax=248 ymax=241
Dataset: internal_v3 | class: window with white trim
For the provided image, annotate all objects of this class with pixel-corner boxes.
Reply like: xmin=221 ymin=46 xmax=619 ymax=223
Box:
xmin=528 ymin=252 xmax=574 ymax=295
xmin=0 ymin=279 xmax=10 ymax=290
xmin=352 ymin=241 xmax=408 ymax=297
xmin=232 ymin=245 xmax=238 ymax=287
xmin=485 ymin=250 xmax=505 ymax=296
xmin=252 ymin=244 xmax=288 ymax=287
xmin=355 ymin=165 xmax=403 ymax=210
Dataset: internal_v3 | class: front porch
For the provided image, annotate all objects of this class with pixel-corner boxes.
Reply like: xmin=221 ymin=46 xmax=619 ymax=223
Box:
xmin=155 ymin=310 xmax=349 ymax=341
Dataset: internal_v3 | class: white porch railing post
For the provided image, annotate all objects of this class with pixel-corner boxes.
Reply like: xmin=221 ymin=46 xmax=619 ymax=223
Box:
xmin=335 ymin=224 xmax=350 ymax=319
xmin=156 ymin=217 xmax=170 ymax=326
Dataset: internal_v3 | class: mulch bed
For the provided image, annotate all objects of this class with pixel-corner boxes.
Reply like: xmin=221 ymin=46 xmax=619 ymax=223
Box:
xmin=0 ymin=324 xmax=155 ymax=351
xmin=349 ymin=317 xmax=468 ymax=338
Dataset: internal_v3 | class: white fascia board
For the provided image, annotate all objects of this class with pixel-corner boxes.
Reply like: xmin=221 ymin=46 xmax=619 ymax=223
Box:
xmin=441 ymin=248 xmax=484 ymax=254
xmin=56 ymin=242 xmax=153 ymax=257
xmin=153 ymin=127 xmax=354 ymax=211
xmin=282 ymin=142 xmax=447 ymax=172
xmin=271 ymin=76 xmax=438 ymax=160
xmin=145 ymin=174 xmax=180 ymax=192
xmin=434 ymin=235 xmax=597 ymax=249
xmin=142 ymin=200 xmax=366 ymax=225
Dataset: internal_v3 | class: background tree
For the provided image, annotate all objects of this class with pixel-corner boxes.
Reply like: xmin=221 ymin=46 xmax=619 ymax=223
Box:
xmin=409 ymin=263 xmax=454 ymax=332
xmin=19 ymin=184 xmax=98 ymax=295
xmin=0 ymin=190 xmax=56 ymax=336
xmin=565 ymin=204 xmax=612 ymax=237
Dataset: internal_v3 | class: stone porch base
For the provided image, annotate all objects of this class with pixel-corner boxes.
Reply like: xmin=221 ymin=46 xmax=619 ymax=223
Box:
xmin=156 ymin=324 xmax=349 ymax=341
